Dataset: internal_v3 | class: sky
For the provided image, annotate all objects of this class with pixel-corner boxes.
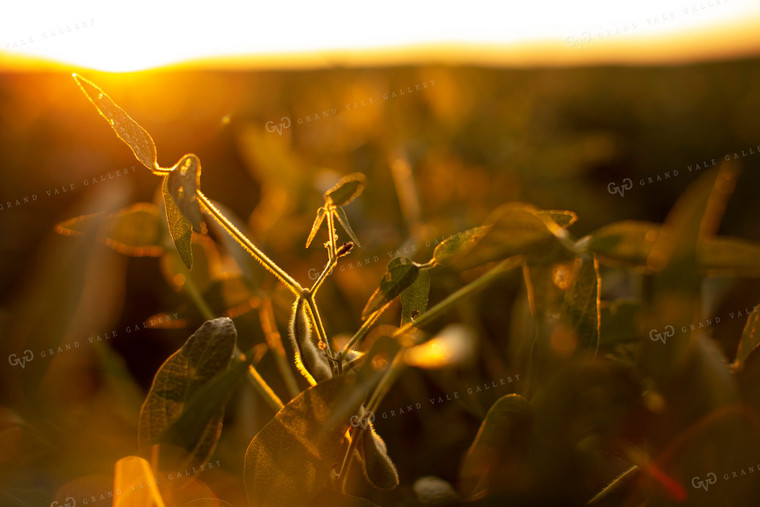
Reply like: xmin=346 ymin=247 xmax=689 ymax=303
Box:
xmin=1 ymin=0 xmax=760 ymax=71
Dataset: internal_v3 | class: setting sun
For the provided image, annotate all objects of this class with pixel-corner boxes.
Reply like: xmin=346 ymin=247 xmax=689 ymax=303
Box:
xmin=2 ymin=0 xmax=760 ymax=71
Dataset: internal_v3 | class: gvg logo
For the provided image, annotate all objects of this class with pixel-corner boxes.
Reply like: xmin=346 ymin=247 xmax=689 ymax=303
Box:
xmin=50 ymin=497 xmax=76 ymax=507
xmin=8 ymin=349 xmax=34 ymax=368
xmin=265 ymin=116 xmax=291 ymax=136
xmin=649 ymin=325 xmax=675 ymax=344
xmin=607 ymin=178 xmax=634 ymax=197
xmin=691 ymin=473 xmax=717 ymax=492
xmin=350 ymin=411 xmax=375 ymax=429
xmin=566 ymin=32 xmax=592 ymax=49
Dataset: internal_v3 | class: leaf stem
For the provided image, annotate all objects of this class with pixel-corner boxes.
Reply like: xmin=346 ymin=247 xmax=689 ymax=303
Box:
xmin=197 ymin=190 xmax=303 ymax=297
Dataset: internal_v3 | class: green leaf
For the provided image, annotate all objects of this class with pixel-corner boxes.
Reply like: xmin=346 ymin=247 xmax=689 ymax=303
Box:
xmin=458 ymin=394 xmax=532 ymax=500
xmin=324 ymin=173 xmax=366 ymax=206
xmin=582 ymin=220 xmax=657 ymax=269
xmin=446 ymin=203 xmax=564 ymax=270
xmin=734 ymin=309 xmax=760 ymax=370
xmin=73 ymin=74 xmax=158 ymax=171
xmin=559 ymin=255 xmax=601 ymax=354
xmin=400 ymin=269 xmax=430 ymax=326
xmin=162 ymin=174 xmax=194 ymax=269
xmin=432 ymin=226 xmax=490 ymax=266
xmin=361 ymin=257 xmax=419 ymax=319
xmin=333 ymin=206 xmax=361 ymax=247
xmin=586 ymin=219 xmax=760 ymax=277
xmin=166 ymin=154 xmax=203 ymax=232
xmin=306 ymin=207 xmax=327 ymax=248
xmin=138 ymin=317 xmax=238 ymax=468
xmin=536 ymin=209 xmax=578 ymax=228
xmin=54 ymin=203 xmax=164 ymax=257
xmin=244 ymin=375 xmax=365 ymax=507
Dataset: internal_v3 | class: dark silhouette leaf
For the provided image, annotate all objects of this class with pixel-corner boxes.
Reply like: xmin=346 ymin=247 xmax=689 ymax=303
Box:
xmin=244 ymin=375 xmax=365 ymax=507
xmin=138 ymin=318 xmax=238 ymax=468
xmin=560 ymin=255 xmax=600 ymax=354
xmin=459 ymin=394 xmax=532 ymax=500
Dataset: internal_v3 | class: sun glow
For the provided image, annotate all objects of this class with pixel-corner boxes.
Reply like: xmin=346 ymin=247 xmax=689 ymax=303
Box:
xmin=2 ymin=0 xmax=760 ymax=71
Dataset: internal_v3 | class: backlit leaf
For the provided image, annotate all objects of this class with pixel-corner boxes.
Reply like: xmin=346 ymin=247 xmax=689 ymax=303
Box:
xmin=459 ymin=394 xmax=532 ymax=499
xmin=54 ymin=203 xmax=164 ymax=257
xmin=165 ymin=154 xmax=203 ymax=232
xmin=432 ymin=226 xmax=490 ymax=266
xmin=400 ymin=269 xmax=430 ymax=326
xmin=306 ymin=207 xmax=327 ymax=248
xmin=162 ymin=175 xmax=194 ymax=269
xmin=244 ymin=375 xmax=365 ymax=507
xmin=361 ymin=257 xmax=419 ymax=319
xmin=445 ymin=203 xmax=564 ymax=270
xmin=73 ymin=74 xmax=158 ymax=172
xmin=325 ymin=173 xmax=366 ymax=206
xmin=413 ymin=476 xmax=460 ymax=505
xmin=734 ymin=309 xmax=760 ymax=371
xmin=333 ymin=206 xmax=361 ymax=247
xmin=138 ymin=318 xmax=238 ymax=468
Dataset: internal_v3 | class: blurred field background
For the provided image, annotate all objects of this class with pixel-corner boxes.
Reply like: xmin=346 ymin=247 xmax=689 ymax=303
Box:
xmin=3 ymin=58 xmax=760 ymax=505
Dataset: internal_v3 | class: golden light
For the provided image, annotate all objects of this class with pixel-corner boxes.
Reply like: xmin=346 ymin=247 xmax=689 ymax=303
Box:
xmin=2 ymin=0 xmax=760 ymax=71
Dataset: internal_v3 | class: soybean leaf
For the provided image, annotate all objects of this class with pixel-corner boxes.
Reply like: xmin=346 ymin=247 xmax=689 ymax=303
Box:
xmin=166 ymin=154 xmax=203 ymax=232
xmin=306 ymin=207 xmax=327 ymax=248
xmin=244 ymin=375 xmax=365 ymax=507
xmin=400 ymin=269 xmax=430 ymax=326
xmin=585 ymin=220 xmax=760 ymax=277
xmin=73 ymin=74 xmax=158 ymax=171
xmin=459 ymin=394 xmax=532 ymax=500
xmin=559 ymin=255 xmax=601 ymax=354
xmin=536 ymin=209 xmax=578 ymax=228
xmin=54 ymin=203 xmax=164 ymax=257
xmin=583 ymin=220 xmax=657 ymax=269
xmin=734 ymin=309 xmax=760 ymax=370
xmin=325 ymin=173 xmax=366 ymax=206
xmin=432 ymin=226 xmax=490 ymax=266
xmin=162 ymin=175 xmax=194 ymax=269
xmin=447 ymin=203 xmax=564 ymax=270
xmin=362 ymin=257 xmax=419 ymax=319
xmin=138 ymin=318 xmax=238 ymax=468
xmin=333 ymin=206 xmax=361 ymax=247
xmin=701 ymin=236 xmax=760 ymax=277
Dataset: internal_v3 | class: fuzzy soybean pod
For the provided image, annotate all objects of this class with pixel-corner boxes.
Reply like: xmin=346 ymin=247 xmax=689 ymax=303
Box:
xmin=360 ymin=423 xmax=399 ymax=490
xmin=288 ymin=296 xmax=332 ymax=383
